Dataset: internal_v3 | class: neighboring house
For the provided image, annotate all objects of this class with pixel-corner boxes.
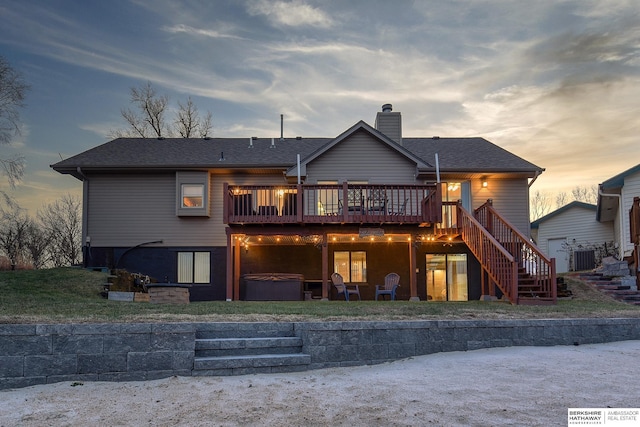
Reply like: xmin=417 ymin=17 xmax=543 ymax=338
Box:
xmin=597 ymin=163 xmax=640 ymax=261
xmin=531 ymin=201 xmax=614 ymax=273
xmin=52 ymin=104 xmax=556 ymax=304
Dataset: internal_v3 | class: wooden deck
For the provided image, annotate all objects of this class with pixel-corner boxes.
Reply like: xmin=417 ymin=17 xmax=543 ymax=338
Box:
xmin=223 ymin=183 xmax=442 ymax=226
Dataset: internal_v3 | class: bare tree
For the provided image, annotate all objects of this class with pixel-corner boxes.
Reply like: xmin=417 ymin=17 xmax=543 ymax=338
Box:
xmin=0 ymin=204 xmax=31 ymax=269
xmin=571 ymin=185 xmax=598 ymax=205
xmin=0 ymin=56 xmax=30 ymax=191
xmin=119 ymin=82 xmax=169 ymax=138
xmin=175 ymin=97 xmax=213 ymax=138
xmin=530 ymin=190 xmax=552 ymax=221
xmin=38 ymin=194 xmax=82 ymax=267
xmin=111 ymin=82 xmax=213 ymax=139
xmin=555 ymin=191 xmax=569 ymax=209
xmin=23 ymin=221 xmax=51 ymax=269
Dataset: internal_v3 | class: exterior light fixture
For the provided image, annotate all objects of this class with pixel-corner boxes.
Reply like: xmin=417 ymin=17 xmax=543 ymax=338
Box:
xmin=482 ymin=178 xmax=488 ymax=188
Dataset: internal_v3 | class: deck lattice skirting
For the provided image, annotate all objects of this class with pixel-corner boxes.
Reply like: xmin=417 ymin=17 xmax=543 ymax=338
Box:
xmin=1 ymin=318 xmax=640 ymax=390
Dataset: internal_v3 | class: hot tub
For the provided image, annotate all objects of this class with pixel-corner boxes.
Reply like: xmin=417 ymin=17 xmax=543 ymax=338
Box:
xmin=243 ymin=273 xmax=304 ymax=301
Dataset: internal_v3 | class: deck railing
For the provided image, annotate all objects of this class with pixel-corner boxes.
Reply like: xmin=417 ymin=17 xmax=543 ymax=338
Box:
xmin=223 ymin=183 xmax=441 ymax=225
xmin=474 ymin=200 xmax=556 ymax=302
xmin=631 ymin=197 xmax=640 ymax=246
xmin=456 ymin=203 xmax=519 ymax=304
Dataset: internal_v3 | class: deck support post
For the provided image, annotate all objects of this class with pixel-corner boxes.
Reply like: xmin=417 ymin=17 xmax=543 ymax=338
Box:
xmin=234 ymin=237 xmax=241 ymax=300
xmin=225 ymin=232 xmax=233 ymax=301
xmin=322 ymin=234 xmax=329 ymax=301
xmin=409 ymin=236 xmax=419 ymax=301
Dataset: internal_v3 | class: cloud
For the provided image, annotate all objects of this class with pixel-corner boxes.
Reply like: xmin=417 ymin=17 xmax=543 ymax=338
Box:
xmin=163 ymin=24 xmax=244 ymax=40
xmin=246 ymin=0 xmax=333 ymax=28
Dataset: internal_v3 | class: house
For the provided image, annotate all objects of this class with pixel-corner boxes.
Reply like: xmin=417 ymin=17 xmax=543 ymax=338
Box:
xmin=597 ymin=163 xmax=640 ymax=276
xmin=531 ymin=201 xmax=614 ymax=273
xmin=52 ymin=104 xmax=556 ymax=304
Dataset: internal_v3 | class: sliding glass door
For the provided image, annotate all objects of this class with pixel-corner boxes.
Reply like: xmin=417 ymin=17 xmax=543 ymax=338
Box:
xmin=425 ymin=254 xmax=468 ymax=301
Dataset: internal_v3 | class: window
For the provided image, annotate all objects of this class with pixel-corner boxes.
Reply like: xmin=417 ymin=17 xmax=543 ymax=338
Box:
xmin=182 ymin=184 xmax=204 ymax=208
xmin=176 ymin=171 xmax=209 ymax=216
xmin=334 ymin=251 xmax=367 ymax=282
xmin=178 ymin=252 xmax=210 ymax=284
xmin=425 ymin=254 xmax=468 ymax=301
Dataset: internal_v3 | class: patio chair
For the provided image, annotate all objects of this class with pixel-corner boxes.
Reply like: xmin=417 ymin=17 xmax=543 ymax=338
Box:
xmin=347 ymin=188 xmax=364 ymax=213
xmin=391 ymin=199 xmax=408 ymax=215
xmin=367 ymin=188 xmax=387 ymax=214
xmin=331 ymin=272 xmax=361 ymax=301
xmin=375 ymin=272 xmax=400 ymax=300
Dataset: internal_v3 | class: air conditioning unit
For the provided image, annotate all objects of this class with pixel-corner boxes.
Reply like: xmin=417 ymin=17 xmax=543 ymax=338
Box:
xmin=574 ymin=250 xmax=595 ymax=271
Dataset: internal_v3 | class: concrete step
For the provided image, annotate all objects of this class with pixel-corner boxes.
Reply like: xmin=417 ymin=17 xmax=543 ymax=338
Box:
xmin=193 ymin=353 xmax=311 ymax=375
xmin=596 ymin=285 xmax=631 ymax=291
xmin=195 ymin=337 xmax=303 ymax=357
xmin=192 ymin=323 xmax=310 ymax=376
xmin=195 ymin=323 xmax=296 ymax=339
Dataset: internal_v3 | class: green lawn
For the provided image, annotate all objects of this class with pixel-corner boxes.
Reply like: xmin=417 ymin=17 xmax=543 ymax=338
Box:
xmin=0 ymin=268 xmax=639 ymax=323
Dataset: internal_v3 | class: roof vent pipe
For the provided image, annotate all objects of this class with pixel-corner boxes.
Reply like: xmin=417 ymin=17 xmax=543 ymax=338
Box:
xmin=280 ymin=114 xmax=284 ymax=141
xmin=219 ymin=151 xmax=225 ymax=161
xmin=382 ymin=104 xmax=392 ymax=113
xmin=248 ymin=137 xmax=253 ymax=148
xmin=270 ymin=138 xmax=276 ymax=148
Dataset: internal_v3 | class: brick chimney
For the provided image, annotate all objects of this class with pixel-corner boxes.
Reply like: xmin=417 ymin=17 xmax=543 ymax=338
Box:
xmin=374 ymin=103 xmax=402 ymax=145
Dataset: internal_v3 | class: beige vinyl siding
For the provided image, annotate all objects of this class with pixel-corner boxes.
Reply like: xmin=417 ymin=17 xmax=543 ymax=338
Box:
xmin=88 ymin=173 xmax=219 ymax=247
xmin=305 ymin=130 xmax=416 ymax=183
xmin=88 ymin=172 xmax=289 ymax=248
xmin=621 ymin=171 xmax=640 ymax=256
xmin=536 ymin=206 xmax=614 ymax=258
xmin=470 ymin=178 xmax=531 ymax=236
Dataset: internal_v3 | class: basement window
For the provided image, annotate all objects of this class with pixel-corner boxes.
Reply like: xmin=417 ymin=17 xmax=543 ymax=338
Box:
xmin=177 ymin=251 xmax=210 ymax=284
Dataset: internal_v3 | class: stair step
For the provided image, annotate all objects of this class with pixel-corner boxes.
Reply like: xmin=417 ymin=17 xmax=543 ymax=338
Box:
xmin=195 ymin=337 xmax=303 ymax=357
xmin=194 ymin=353 xmax=311 ymax=372
xmin=195 ymin=323 xmax=295 ymax=339
xmin=597 ymin=285 xmax=631 ymax=290
xmin=517 ymin=297 xmax=556 ymax=306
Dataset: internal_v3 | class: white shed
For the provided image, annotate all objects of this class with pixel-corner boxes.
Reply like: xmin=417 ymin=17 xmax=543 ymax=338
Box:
xmin=531 ymin=201 xmax=614 ymax=273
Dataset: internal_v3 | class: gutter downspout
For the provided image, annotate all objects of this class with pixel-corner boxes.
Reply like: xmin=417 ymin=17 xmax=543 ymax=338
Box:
xmin=77 ymin=167 xmax=90 ymax=267
xmin=528 ymin=170 xmax=541 ymax=188
xmin=599 ymin=187 xmax=625 ymax=260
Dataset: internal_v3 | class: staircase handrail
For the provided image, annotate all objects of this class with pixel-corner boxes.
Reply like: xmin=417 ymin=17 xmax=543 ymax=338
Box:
xmin=475 ymin=200 xmax=556 ymax=302
xmin=457 ymin=203 xmax=519 ymax=304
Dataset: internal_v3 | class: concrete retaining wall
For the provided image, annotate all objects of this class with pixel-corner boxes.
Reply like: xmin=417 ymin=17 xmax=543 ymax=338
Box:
xmin=2 ymin=318 xmax=640 ymax=390
xmin=294 ymin=318 xmax=640 ymax=370
xmin=0 ymin=323 xmax=195 ymax=390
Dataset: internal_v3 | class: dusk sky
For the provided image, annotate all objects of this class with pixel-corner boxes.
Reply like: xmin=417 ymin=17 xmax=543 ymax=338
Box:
xmin=1 ymin=0 xmax=639 ymax=214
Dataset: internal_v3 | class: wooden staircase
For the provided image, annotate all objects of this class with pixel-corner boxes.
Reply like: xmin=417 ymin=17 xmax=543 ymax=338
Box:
xmin=456 ymin=201 xmax=557 ymax=305
xmin=192 ymin=323 xmax=311 ymax=376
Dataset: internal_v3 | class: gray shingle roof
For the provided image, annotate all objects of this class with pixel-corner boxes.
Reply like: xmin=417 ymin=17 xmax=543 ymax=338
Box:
xmin=402 ymin=137 xmax=542 ymax=173
xmin=52 ymin=122 xmax=543 ymax=177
